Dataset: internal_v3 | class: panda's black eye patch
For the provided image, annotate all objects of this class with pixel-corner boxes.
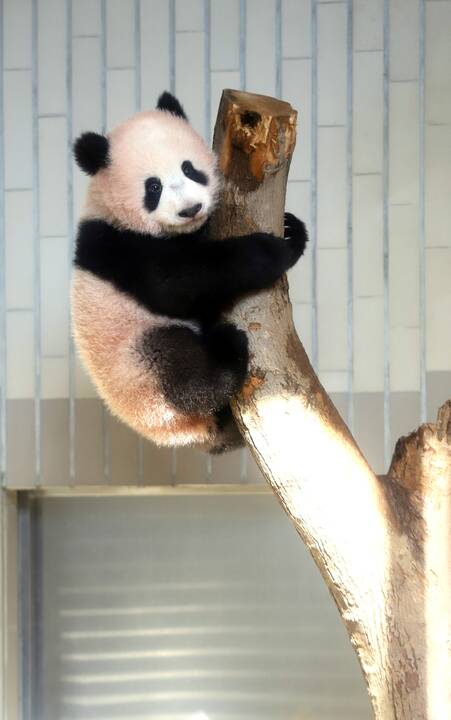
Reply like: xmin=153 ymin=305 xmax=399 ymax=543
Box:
xmin=182 ymin=160 xmax=208 ymax=186
xmin=144 ymin=176 xmax=163 ymax=212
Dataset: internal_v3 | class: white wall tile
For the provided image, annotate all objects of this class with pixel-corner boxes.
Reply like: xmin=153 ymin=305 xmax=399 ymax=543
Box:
xmin=3 ymin=70 xmax=33 ymax=189
xmin=353 ymin=174 xmax=383 ymax=298
xmin=354 ymin=297 xmax=384 ymax=392
xmin=318 ymin=248 xmax=348 ymax=371
xmin=210 ymin=0 xmax=239 ymax=70
xmin=292 ymin=303 xmax=313 ymax=362
xmin=106 ymin=0 xmax=135 ymax=68
xmin=38 ymin=0 xmax=67 ymax=115
xmin=389 ymin=204 xmax=420 ymax=329
xmin=72 ymin=170 xmax=90 ymax=227
xmin=176 ymin=0 xmax=204 ymax=31
xmin=317 ymin=370 xmax=348 ymax=394
xmin=282 ymin=58 xmax=311 ymax=181
xmin=353 ymin=50 xmax=383 ymax=174
xmin=282 ymin=0 xmax=311 ymax=58
xmin=38 ymin=117 xmax=68 ymax=237
xmin=210 ymin=70 xmax=240 ymax=133
xmin=75 ymin=355 xmax=98 ymax=398
xmin=5 ymin=190 xmax=34 ymax=309
xmin=426 ymin=248 xmax=451 ymax=371
xmin=389 ymin=81 xmax=419 ymax=206
xmin=41 ymin=357 xmax=69 ymax=399
xmin=6 ymin=311 xmax=34 ymax=398
xmin=246 ymin=0 xmax=277 ymax=96
xmin=353 ymin=0 xmax=383 ymax=52
xmin=390 ymin=327 xmax=420 ymax=392
xmin=317 ymin=2 xmax=347 ymax=126
xmin=289 ymin=232 xmax=312 ymax=307
xmin=71 ymin=35 xmax=100 ymax=240
xmin=425 ymin=0 xmax=451 ymax=125
xmin=72 ymin=37 xmax=103 ymax=137
xmin=140 ymin=0 xmax=171 ymax=109
xmin=175 ymin=32 xmax=206 ymax=137
xmin=107 ymin=69 xmax=136 ymax=129
xmin=40 ymin=236 xmax=69 ymax=357
xmin=389 ymin=0 xmax=419 ymax=81
xmin=285 ymin=179 xmax=311 ymax=225
xmin=72 ymin=0 xmax=102 ymax=36
xmin=287 ymin=182 xmax=312 ymax=305
xmin=317 ymin=126 xmax=347 ymax=248
xmin=425 ymin=125 xmax=451 ymax=248
xmin=3 ymin=0 xmax=32 ymax=69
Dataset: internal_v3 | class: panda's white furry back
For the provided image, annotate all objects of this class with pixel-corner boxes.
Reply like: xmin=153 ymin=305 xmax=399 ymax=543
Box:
xmin=72 ymin=92 xmax=308 ymax=453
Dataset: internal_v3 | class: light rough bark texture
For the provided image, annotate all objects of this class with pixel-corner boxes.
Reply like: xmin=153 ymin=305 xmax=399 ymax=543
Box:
xmin=210 ymin=89 xmax=451 ymax=720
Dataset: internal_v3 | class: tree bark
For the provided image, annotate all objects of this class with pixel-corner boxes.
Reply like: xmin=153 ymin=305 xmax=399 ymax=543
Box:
xmin=210 ymin=89 xmax=451 ymax=720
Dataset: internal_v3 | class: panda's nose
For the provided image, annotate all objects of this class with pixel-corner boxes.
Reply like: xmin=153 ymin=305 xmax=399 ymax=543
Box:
xmin=179 ymin=203 xmax=202 ymax=218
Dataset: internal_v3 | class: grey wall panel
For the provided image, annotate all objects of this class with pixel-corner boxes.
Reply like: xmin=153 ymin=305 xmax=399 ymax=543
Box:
xmin=427 ymin=371 xmax=451 ymax=425
xmin=6 ymin=399 xmax=35 ymax=488
xmin=390 ymin=391 xmax=421 ymax=456
xmin=41 ymin=399 xmax=70 ymax=486
xmin=353 ymin=392 xmax=385 ymax=474
xmin=107 ymin=414 xmax=140 ymax=486
xmin=141 ymin=441 xmax=174 ymax=486
xmin=74 ymin=399 xmax=105 ymax=485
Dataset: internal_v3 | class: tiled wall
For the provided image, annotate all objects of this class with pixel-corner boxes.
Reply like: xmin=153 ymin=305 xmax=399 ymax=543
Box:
xmin=0 ymin=0 xmax=450 ymax=487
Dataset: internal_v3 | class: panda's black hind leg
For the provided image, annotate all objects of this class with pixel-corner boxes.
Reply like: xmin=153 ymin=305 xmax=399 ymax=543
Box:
xmin=208 ymin=405 xmax=245 ymax=454
xmin=139 ymin=323 xmax=248 ymax=416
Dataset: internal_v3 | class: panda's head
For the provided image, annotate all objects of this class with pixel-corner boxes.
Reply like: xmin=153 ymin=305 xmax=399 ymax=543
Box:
xmin=74 ymin=92 xmax=219 ymax=236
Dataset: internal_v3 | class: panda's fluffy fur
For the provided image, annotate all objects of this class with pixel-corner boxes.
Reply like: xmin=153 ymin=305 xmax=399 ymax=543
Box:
xmin=71 ymin=91 xmax=307 ymax=453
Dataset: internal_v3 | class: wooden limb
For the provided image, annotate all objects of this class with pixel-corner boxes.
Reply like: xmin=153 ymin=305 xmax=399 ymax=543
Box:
xmin=210 ymin=89 xmax=451 ymax=719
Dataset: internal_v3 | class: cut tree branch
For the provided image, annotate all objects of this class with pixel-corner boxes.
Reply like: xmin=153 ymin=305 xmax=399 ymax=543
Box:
xmin=210 ymin=89 xmax=451 ymax=720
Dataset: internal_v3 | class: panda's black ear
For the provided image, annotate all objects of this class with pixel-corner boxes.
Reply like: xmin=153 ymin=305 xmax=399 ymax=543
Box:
xmin=156 ymin=91 xmax=187 ymax=120
xmin=73 ymin=132 xmax=110 ymax=175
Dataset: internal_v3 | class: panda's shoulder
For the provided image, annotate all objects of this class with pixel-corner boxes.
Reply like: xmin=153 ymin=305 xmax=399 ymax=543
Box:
xmin=74 ymin=219 xmax=132 ymax=272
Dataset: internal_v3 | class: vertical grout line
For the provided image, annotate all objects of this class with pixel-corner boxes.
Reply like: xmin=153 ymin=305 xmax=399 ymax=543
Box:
xmin=67 ymin=0 xmax=76 ymax=485
xmin=204 ymin=0 xmax=212 ymax=481
xmin=100 ymin=0 xmax=110 ymax=483
xmin=30 ymin=500 xmax=43 ymax=720
xmin=346 ymin=0 xmax=354 ymax=432
xmin=18 ymin=497 xmax=32 ymax=720
xmin=241 ymin=2 xmax=248 ymax=484
xmin=134 ymin=0 xmax=142 ymax=114
xmin=169 ymin=0 xmax=176 ymax=95
xmin=240 ymin=0 xmax=247 ymax=481
xmin=170 ymin=0 xmax=176 ymax=482
xmin=419 ymin=0 xmax=427 ymax=423
xmin=204 ymin=0 xmax=211 ymax=146
xmin=32 ymin=0 xmax=42 ymax=486
xmin=0 ymin=0 xmax=6 ymax=484
xmin=311 ymin=0 xmax=318 ymax=372
xmin=239 ymin=0 xmax=246 ymax=90
xmin=135 ymin=0 xmax=144 ymax=483
xmin=101 ymin=0 xmax=107 ymax=126
xmin=383 ymin=0 xmax=390 ymax=468
xmin=275 ymin=0 xmax=282 ymax=98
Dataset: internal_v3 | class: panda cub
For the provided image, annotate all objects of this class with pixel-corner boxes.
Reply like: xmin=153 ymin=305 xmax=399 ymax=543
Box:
xmin=72 ymin=91 xmax=307 ymax=453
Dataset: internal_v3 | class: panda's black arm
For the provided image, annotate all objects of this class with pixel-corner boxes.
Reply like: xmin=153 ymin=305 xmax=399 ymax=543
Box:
xmin=152 ymin=214 xmax=308 ymax=319
xmin=74 ymin=215 xmax=307 ymax=321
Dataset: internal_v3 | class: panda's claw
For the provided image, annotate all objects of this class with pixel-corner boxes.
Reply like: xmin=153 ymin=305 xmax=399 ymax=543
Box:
xmin=283 ymin=212 xmax=308 ymax=262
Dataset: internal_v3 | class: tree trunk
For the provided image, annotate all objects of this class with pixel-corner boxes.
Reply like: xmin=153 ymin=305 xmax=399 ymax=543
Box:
xmin=210 ymin=89 xmax=451 ymax=720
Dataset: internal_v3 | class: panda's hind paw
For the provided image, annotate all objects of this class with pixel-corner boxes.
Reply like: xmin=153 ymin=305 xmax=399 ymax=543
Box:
xmin=203 ymin=323 xmax=248 ymax=368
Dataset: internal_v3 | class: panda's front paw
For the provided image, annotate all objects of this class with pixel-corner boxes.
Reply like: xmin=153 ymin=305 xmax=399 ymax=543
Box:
xmin=284 ymin=212 xmax=308 ymax=265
